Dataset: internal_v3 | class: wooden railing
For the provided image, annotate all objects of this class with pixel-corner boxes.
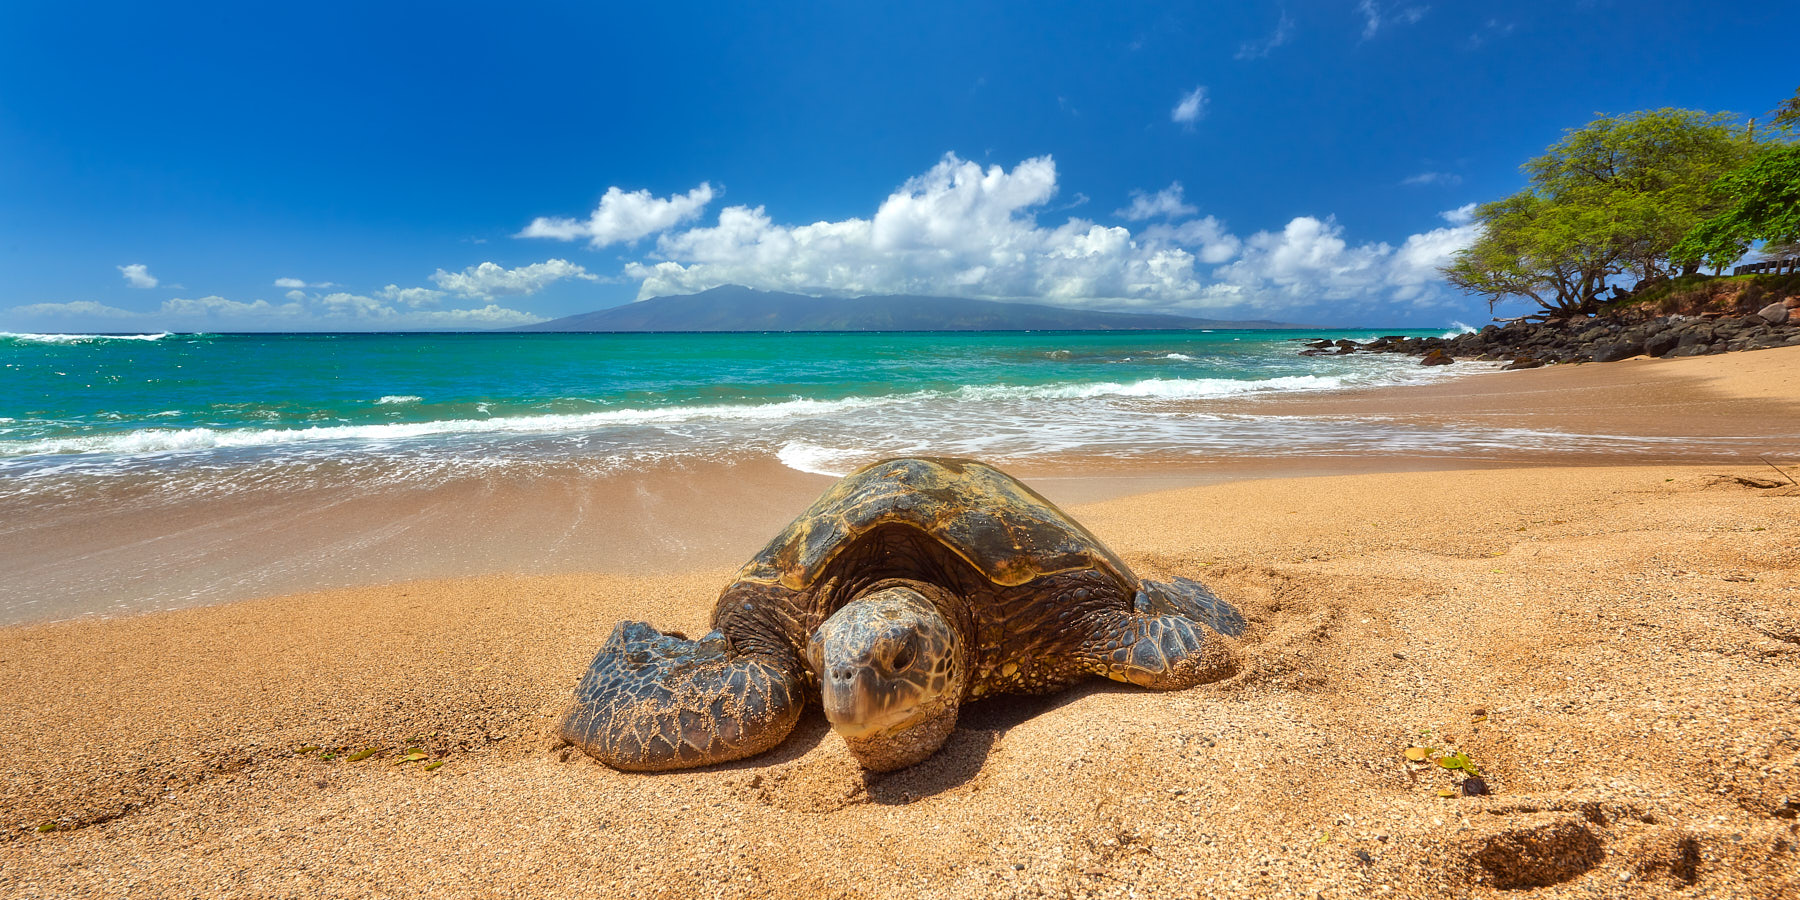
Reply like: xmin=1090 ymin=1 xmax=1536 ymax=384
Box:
xmin=1734 ymin=257 xmax=1799 ymax=275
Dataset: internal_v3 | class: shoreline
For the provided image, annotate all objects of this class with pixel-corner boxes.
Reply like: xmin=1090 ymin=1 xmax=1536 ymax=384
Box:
xmin=2 ymin=345 xmax=1798 ymax=898
xmin=3 ymin=346 xmax=1797 ymax=627
xmin=4 ymin=459 xmax=1797 ymax=898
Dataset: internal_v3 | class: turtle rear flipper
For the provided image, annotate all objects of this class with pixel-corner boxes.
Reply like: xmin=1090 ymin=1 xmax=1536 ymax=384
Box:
xmin=1137 ymin=576 xmax=1245 ymax=637
xmin=560 ymin=621 xmax=804 ymax=771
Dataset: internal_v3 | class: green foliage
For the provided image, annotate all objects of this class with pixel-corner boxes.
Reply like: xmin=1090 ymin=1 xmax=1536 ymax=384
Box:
xmin=1671 ymin=145 xmax=1800 ymax=270
xmin=1771 ymin=87 xmax=1800 ymax=132
xmin=1443 ymin=108 xmax=1757 ymax=313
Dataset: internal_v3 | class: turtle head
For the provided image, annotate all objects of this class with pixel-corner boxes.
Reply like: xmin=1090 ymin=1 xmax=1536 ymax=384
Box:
xmin=806 ymin=581 xmax=966 ymax=771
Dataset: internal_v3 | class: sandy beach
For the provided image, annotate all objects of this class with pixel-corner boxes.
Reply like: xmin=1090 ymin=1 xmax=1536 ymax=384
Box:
xmin=4 ymin=347 xmax=1799 ymax=899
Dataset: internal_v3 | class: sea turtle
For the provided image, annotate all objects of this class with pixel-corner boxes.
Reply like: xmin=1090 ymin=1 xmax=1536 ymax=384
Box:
xmin=560 ymin=457 xmax=1245 ymax=772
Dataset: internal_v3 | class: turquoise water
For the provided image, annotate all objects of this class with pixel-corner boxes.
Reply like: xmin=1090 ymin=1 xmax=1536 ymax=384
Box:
xmin=1 ymin=328 xmax=1488 ymax=494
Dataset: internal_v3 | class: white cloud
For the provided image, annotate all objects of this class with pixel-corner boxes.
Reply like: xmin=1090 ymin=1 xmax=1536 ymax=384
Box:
xmin=1236 ymin=12 xmax=1295 ymax=59
xmin=519 ymin=183 xmax=715 ymax=248
xmin=1441 ymin=203 xmax=1478 ymax=226
xmin=284 ymin=289 xmax=307 ymax=301
xmin=1389 ymin=216 xmax=1482 ymax=300
xmin=428 ymin=259 xmax=599 ymax=300
xmin=1118 ymin=183 xmax=1200 ymax=221
xmin=1171 ymin=86 xmax=1209 ymax=127
xmin=602 ymin=154 xmax=1474 ymax=316
xmin=273 ymin=277 xmax=307 ymax=289
xmin=161 ymin=296 xmax=307 ymax=319
xmin=1139 ymin=216 xmax=1244 ymax=264
xmin=1401 ymin=171 xmax=1463 ymax=186
xmin=10 ymin=300 xmax=137 ymax=318
xmin=1359 ymin=0 xmax=1428 ymax=39
xmin=7 ymin=290 xmax=544 ymax=331
xmin=118 ymin=264 xmax=158 ymax=289
xmin=1215 ymin=209 xmax=1479 ymax=306
xmin=377 ymin=284 xmax=447 ymax=308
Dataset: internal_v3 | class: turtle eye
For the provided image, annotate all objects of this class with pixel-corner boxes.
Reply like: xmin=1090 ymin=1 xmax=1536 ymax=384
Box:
xmin=890 ymin=639 xmax=917 ymax=671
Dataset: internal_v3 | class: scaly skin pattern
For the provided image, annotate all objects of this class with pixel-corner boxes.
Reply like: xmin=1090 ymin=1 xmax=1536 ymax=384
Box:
xmin=563 ymin=457 xmax=1244 ymax=771
xmin=560 ymin=621 xmax=804 ymax=771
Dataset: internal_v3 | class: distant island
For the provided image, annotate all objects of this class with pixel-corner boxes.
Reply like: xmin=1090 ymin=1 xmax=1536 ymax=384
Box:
xmin=507 ymin=286 xmax=1310 ymax=332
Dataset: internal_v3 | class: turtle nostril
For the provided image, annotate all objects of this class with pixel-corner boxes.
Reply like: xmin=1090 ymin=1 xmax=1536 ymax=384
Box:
xmin=833 ymin=667 xmax=852 ymax=681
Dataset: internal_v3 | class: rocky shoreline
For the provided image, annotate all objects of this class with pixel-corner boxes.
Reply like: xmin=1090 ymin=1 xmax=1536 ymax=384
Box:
xmin=1305 ymin=298 xmax=1800 ymax=369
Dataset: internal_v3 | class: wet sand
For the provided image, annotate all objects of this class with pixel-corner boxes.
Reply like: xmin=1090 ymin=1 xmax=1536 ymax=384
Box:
xmin=2 ymin=347 xmax=1798 ymax=898
xmin=8 ymin=347 xmax=1798 ymax=627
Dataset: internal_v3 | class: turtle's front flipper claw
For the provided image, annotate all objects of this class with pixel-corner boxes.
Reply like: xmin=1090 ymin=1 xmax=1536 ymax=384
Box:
xmin=1082 ymin=609 xmax=1242 ymax=690
xmin=560 ymin=621 xmax=803 ymax=771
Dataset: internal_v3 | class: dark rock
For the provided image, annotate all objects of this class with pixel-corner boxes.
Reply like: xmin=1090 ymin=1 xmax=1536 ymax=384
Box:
xmin=1643 ymin=332 xmax=1680 ymax=357
xmin=1759 ymin=302 xmax=1790 ymax=325
xmin=1502 ymin=357 xmax=1545 ymax=371
xmin=1420 ymin=349 xmax=1454 ymax=366
xmin=1676 ymin=330 xmax=1712 ymax=350
xmin=1462 ymin=776 xmax=1491 ymax=797
xmin=1590 ymin=341 xmax=1643 ymax=363
xmin=1333 ymin=339 xmax=1357 ymax=349
xmin=1307 ymin=340 xmax=1333 ymax=349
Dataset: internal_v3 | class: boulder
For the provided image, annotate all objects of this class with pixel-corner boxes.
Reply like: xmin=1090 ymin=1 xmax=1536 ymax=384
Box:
xmin=1591 ymin=341 xmax=1644 ymax=363
xmin=1420 ymin=349 xmax=1455 ymax=366
xmin=1643 ymin=332 xmax=1680 ymax=357
xmin=1758 ymin=302 xmax=1790 ymax=325
xmin=1502 ymin=357 xmax=1545 ymax=370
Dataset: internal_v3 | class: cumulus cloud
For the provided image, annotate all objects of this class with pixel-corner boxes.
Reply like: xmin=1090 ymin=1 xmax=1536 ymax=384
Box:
xmin=1214 ymin=210 xmax=1479 ymax=305
xmin=7 ymin=290 xmax=544 ymax=331
xmin=1171 ymin=86 xmax=1209 ymax=127
xmin=1118 ymin=183 xmax=1200 ymax=222
xmin=1138 ymin=217 xmax=1244 ymax=264
xmin=519 ymin=183 xmax=715 ymax=248
xmin=429 ymin=259 xmax=599 ymax=300
xmin=600 ymin=153 xmax=1476 ymax=317
xmin=273 ymin=273 xmax=338 ymax=288
xmin=1236 ymin=12 xmax=1295 ymax=59
xmin=118 ymin=264 xmax=158 ymax=288
xmin=1440 ymin=203 xmax=1478 ymax=226
xmin=162 ymin=295 xmax=306 ymax=320
xmin=10 ymin=300 xmax=137 ymax=318
xmin=377 ymin=284 xmax=447 ymax=308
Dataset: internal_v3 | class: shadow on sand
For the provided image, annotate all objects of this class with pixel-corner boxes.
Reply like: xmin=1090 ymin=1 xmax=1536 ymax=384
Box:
xmin=861 ymin=680 xmax=1137 ymax=804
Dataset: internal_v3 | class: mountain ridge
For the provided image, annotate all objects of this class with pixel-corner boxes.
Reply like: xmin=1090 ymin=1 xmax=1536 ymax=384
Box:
xmin=507 ymin=286 xmax=1311 ymax=332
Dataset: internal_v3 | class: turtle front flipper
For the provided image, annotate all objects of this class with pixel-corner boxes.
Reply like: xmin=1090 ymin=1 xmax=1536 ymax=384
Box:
xmin=560 ymin=621 xmax=804 ymax=771
xmin=1080 ymin=579 xmax=1246 ymax=690
xmin=1137 ymin=576 xmax=1246 ymax=637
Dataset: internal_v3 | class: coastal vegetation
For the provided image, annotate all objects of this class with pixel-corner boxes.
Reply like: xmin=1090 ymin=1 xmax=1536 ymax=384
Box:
xmin=1444 ymin=87 xmax=1800 ymax=318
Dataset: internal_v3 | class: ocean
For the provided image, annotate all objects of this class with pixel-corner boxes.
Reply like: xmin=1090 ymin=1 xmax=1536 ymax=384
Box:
xmin=6 ymin=327 xmax=1791 ymax=624
xmin=2 ymin=327 xmax=1487 ymax=495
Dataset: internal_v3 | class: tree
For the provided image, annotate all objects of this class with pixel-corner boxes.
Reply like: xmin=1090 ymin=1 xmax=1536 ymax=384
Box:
xmin=1441 ymin=192 xmax=1621 ymax=315
xmin=1443 ymin=108 xmax=1757 ymax=314
xmin=1671 ymin=145 xmax=1800 ymax=271
xmin=1771 ymin=86 xmax=1800 ymax=132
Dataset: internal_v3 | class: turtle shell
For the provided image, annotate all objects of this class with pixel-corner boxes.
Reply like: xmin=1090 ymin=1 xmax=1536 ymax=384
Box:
xmin=735 ymin=457 xmax=1139 ymax=593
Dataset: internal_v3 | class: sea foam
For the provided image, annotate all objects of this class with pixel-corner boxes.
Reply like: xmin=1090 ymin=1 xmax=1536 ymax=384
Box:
xmin=1 ymin=331 xmax=173 ymax=344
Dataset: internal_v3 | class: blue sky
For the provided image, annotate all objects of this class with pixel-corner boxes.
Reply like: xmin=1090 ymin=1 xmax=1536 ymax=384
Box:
xmin=2 ymin=0 xmax=1794 ymax=331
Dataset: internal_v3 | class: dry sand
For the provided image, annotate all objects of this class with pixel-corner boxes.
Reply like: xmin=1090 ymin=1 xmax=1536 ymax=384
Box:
xmin=3 ymin=348 xmax=1799 ymax=899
